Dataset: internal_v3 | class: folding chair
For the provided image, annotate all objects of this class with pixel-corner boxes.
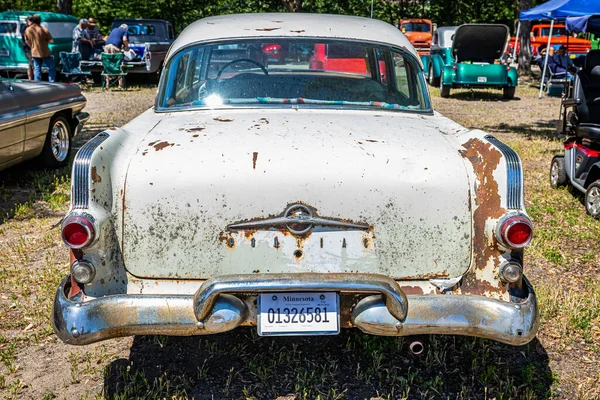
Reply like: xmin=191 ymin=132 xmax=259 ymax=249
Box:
xmin=59 ymin=52 xmax=91 ymax=86
xmin=101 ymin=53 xmax=128 ymax=90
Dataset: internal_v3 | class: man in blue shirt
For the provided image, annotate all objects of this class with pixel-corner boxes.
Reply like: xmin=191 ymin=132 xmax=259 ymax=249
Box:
xmin=553 ymin=45 xmax=576 ymax=74
xmin=104 ymin=24 xmax=129 ymax=54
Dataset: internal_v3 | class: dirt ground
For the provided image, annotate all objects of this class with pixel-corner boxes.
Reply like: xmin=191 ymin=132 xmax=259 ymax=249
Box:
xmin=0 ymin=83 xmax=598 ymax=400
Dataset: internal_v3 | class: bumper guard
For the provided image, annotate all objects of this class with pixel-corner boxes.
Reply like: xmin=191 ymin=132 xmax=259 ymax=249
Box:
xmin=53 ymin=274 xmax=537 ymax=346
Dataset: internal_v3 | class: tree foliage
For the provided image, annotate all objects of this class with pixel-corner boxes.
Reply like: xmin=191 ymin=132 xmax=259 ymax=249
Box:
xmin=0 ymin=0 xmax=547 ymax=73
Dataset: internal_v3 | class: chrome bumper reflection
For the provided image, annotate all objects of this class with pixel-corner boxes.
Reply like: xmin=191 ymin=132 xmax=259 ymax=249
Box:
xmin=74 ymin=112 xmax=90 ymax=136
xmin=53 ymin=274 xmax=537 ymax=346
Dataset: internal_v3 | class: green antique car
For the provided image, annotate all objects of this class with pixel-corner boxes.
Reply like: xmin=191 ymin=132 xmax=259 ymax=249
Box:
xmin=0 ymin=11 xmax=77 ymax=74
xmin=425 ymin=24 xmax=517 ymax=99
xmin=422 ymin=26 xmax=457 ymax=87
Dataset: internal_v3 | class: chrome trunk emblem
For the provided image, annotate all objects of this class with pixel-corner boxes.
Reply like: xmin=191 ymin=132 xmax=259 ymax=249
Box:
xmin=227 ymin=204 xmax=370 ymax=236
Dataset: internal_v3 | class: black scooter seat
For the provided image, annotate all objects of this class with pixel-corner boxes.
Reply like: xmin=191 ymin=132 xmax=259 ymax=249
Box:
xmin=576 ymin=123 xmax=600 ymax=140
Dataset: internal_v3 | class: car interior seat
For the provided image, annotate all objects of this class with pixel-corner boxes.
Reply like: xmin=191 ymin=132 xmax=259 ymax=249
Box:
xmin=573 ymin=50 xmax=600 ymax=140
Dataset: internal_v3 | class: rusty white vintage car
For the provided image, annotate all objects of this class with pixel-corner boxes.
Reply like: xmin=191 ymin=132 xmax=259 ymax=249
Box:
xmin=53 ymin=13 xmax=538 ymax=346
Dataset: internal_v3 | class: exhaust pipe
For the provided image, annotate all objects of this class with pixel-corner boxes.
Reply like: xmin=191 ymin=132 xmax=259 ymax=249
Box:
xmin=409 ymin=340 xmax=424 ymax=355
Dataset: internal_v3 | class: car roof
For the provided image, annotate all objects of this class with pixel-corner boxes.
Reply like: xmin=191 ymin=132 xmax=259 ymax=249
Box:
xmin=0 ymin=10 xmax=77 ymax=23
xmin=167 ymin=13 xmax=418 ymax=63
xmin=112 ymin=18 xmax=171 ymax=24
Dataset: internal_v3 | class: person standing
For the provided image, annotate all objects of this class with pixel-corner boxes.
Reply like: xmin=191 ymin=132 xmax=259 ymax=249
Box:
xmin=24 ymin=14 xmax=55 ymax=82
xmin=19 ymin=16 xmax=33 ymax=80
xmin=104 ymin=24 xmax=129 ymax=53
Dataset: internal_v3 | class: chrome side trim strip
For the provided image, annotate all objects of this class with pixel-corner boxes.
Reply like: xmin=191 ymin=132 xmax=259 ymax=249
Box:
xmin=72 ymin=133 xmax=110 ymax=209
xmin=484 ymin=135 xmax=523 ymax=210
xmin=26 ymin=98 xmax=87 ymax=123
xmin=0 ymin=112 xmax=27 ymax=131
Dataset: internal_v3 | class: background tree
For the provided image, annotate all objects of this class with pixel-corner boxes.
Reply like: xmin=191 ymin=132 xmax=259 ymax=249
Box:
xmin=517 ymin=0 xmax=533 ymax=76
xmin=57 ymin=0 xmax=71 ymax=14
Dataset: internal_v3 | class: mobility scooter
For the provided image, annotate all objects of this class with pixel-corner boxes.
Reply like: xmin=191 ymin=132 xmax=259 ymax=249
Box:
xmin=551 ymin=47 xmax=600 ymax=218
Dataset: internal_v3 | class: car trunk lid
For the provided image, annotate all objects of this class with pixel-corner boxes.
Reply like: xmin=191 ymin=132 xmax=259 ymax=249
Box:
xmin=122 ymin=109 xmax=473 ymax=280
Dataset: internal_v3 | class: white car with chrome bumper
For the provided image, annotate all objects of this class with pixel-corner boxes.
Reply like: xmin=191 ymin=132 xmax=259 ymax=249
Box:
xmin=53 ymin=13 xmax=538 ymax=346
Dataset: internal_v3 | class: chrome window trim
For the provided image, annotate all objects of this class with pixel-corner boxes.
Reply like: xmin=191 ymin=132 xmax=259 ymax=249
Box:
xmin=156 ymin=37 xmax=432 ymax=114
xmin=72 ymin=133 xmax=110 ymax=209
xmin=484 ymin=135 xmax=523 ymax=210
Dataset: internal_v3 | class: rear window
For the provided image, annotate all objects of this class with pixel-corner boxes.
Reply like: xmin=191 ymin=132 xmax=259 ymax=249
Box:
xmin=127 ymin=24 xmax=156 ymax=36
xmin=42 ymin=22 xmax=77 ymax=38
xmin=402 ymin=23 xmax=431 ymax=33
xmin=158 ymin=38 xmax=429 ymax=112
xmin=0 ymin=22 xmax=17 ymax=35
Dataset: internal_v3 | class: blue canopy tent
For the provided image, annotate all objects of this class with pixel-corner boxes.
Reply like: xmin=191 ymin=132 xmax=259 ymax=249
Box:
xmin=513 ymin=0 xmax=600 ymax=97
xmin=566 ymin=15 xmax=600 ymax=34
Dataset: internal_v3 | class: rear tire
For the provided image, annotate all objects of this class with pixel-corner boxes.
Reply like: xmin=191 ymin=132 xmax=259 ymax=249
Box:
xmin=428 ymin=64 xmax=440 ymax=87
xmin=440 ymin=79 xmax=450 ymax=98
xmin=550 ymin=156 xmax=568 ymax=188
xmin=585 ymin=181 xmax=600 ymax=218
xmin=503 ymin=86 xmax=516 ymax=100
xmin=40 ymin=115 xmax=71 ymax=168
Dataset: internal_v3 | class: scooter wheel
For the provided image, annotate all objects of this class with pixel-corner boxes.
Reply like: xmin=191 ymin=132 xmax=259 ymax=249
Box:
xmin=550 ymin=156 xmax=567 ymax=188
xmin=585 ymin=181 xmax=600 ymax=219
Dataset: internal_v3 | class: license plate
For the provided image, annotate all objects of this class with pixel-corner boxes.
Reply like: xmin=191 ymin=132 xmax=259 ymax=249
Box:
xmin=0 ymin=49 xmax=9 ymax=57
xmin=478 ymin=76 xmax=487 ymax=82
xmin=257 ymin=292 xmax=339 ymax=336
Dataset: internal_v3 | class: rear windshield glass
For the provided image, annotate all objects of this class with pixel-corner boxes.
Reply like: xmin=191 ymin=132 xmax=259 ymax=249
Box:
xmin=540 ymin=27 xmax=568 ymax=37
xmin=42 ymin=22 xmax=77 ymax=38
xmin=402 ymin=22 xmax=431 ymax=33
xmin=0 ymin=22 xmax=17 ymax=35
xmin=159 ymin=39 xmax=428 ymax=112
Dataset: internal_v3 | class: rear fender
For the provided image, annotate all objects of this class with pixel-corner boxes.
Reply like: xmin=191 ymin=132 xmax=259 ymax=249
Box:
xmin=584 ymin=163 xmax=600 ymax=188
xmin=507 ymin=67 xmax=518 ymax=87
xmin=442 ymin=65 xmax=455 ymax=85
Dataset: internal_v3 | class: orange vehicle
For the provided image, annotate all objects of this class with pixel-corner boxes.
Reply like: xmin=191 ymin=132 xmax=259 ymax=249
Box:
xmin=508 ymin=23 xmax=591 ymax=57
xmin=399 ymin=19 xmax=433 ymax=56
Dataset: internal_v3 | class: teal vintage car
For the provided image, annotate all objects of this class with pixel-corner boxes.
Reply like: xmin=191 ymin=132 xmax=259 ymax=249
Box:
xmin=0 ymin=11 xmax=77 ymax=74
xmin=422 ymin=26 xmax=458 ymax=87
xmin=425 ymin=24 xmax=517 ymax=99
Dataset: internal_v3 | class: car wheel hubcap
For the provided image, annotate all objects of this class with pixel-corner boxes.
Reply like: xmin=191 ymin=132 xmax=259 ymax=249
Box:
xmin=550 ymin=162 xmax=559 ymax=185
xmin=51 ymin=120 xmax=69 ymax=162
xmin=587 ymin=187 xmax=600 ymax=216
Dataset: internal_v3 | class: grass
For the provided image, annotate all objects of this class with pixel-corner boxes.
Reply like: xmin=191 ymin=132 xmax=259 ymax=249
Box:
xmin=0 ymin=85 xmax=598 ymax=399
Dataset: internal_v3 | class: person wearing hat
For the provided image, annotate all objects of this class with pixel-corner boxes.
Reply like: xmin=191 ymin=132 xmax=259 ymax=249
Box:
xmin=87 ymin=17 xmax=104 ymax=40
xmin=553 ymin=45 xmax=576 ymax=75
xmin=72 ymin=18 xmax=94 ymax=60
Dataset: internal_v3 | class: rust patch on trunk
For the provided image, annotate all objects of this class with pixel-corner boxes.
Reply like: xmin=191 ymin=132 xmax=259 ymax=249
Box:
xmin=153 ymin=141 xmax=174 ymax=151
xmin=400 ymin=285 xmax=424 ymax=295
xmin=252 ymin=152 xmax=258 ymax=169
xmin=214 ymin=117 xmax=233 ymax=122
xmin=91 ymin=166 xmax=101 ymax=183
xmin=459 ymin=138 xmax=504 ymax=270
xmin=256 ymin=27 xmax=280 ymax=31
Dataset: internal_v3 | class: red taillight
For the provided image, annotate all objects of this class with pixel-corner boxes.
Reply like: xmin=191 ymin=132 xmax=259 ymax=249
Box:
xmin=61 ymin=215 xmax=95 ymax=249
xmin=497 ymin=215 xmax=533 ymax=249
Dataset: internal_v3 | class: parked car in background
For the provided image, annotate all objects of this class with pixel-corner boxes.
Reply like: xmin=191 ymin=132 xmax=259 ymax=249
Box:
xmin=80 ymin=18 xmax=174 ymax=77
xmin=437 ymin=24 xmax=518 ymax=99
xmin=0 ymin=11 xmax=77 ymax=75
xmin=52 ymin=13 xmax=537 ymax=347
xmin=399 ymin=19 xmax=433 ymax=57
xmin=421 ymin=26 xmax=458 ymax=86
xmin=0 ymin=78 xmax=88 ymax=171
xmin=508 ymin=23 xmax=591 ymax=57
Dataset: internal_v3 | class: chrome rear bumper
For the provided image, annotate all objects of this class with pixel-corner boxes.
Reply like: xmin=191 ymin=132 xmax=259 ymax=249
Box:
xmin=53 ymin=274 xmax=537 ymax=346
xmin=74 ymin=112 xmax=90 ymax=136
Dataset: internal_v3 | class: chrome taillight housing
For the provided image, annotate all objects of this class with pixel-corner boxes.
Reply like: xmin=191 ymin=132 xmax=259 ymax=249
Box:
xmin=61 ymin=214 xmax=95 ymax=249
xmin=496 ymin=214 xmax=533 ymax=249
